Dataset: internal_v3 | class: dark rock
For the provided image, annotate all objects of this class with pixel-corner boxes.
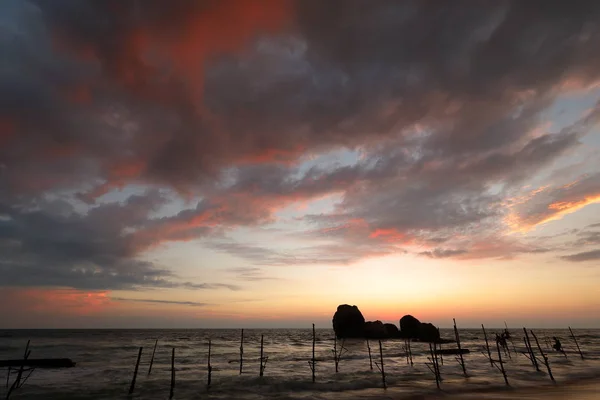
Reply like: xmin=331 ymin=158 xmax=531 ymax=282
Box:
xmin=399 ymin=315 xmax=421 ymax=338
xmin=383 ymin=323 xmax=399 ymax=337
xmin=0 ymin=358 xmax=76 ymax=368
xmin=435 ymin=348 xmax=470 ymax=355
xmin=399 ymin=314 xmax=441 ymax=342
xmin=364 ymin=320 xmax=386 ymax=339
xmin=332 ymin=304 xmax=365 ymax=338
xmin=419 ymin=323 xmax=440 ymax=343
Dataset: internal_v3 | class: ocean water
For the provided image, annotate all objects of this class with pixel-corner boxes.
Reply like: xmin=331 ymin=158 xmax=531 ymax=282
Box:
xmin=1 ymin=328 xmax=599 ymax=399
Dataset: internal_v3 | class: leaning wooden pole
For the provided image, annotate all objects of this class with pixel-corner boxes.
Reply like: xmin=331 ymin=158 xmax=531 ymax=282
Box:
xmin=6 ymin=343 xmax=31 ymax=399
xmin=207 ymin=339 xmax=212 ymax=389
xmin=148 ymin=339 xmax=158 ymax=375
xmin=239 ymin=329 xmax=244 ymax=375
xmin=128 ymin=347 xmax=143 ymax=395
xmin=367 ymin=339 xmax=373 ymax=370
xmin=496 ymin=341 xmax=509 ymax=386
xmin=530 ymin=330 xmax=554 ymax=382
xmin=453 ymin=319 xmax=467 ymax=376
xmin=482 ymin=324 xmax=493 ymax=366
xmin=569 ymin=327 xmax=584 ymax=360
xmin=432 ymin=342 xmax=442 ymax=383
xmin=428 ymin=343 xmax=440 ymax=389
xmin=523 ymin=328 xmax=540 ymax=371
xmin=15 ymin=340 xmax=30 ymax=388
xmin=378 ymin=340 xmax=386 ymax=389
xmin=170 ymin=348 xmax=175 ymax=399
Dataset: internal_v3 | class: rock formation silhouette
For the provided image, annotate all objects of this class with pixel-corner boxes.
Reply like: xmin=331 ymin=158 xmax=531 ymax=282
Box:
xmin=332 ymin=305 xmax=442 ymax=342
xmin=332 ymin=304 xmax=366 ymax=338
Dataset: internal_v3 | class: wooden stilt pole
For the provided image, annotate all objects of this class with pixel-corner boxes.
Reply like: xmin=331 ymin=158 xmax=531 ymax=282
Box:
xmin=569 ymin=327 xmax=584 ymax=360
xmin=432 ymin=342 xmax=442 ymax=382
xmin=523 ymin=328 xmax=540 ymax=371
xmin=207 ymin=339 xmax=212 ymax=389
xmin=6 ymin=342 xmax=31 ymax=399
xmin=367 ymin=339 xmax=373 ymax=370
xmin=239 ymin=329 xmax=244 ymax=375
xmin=332 ymin=337 xmax=346 ymax=373
xmin=148 ymin=339 xmax=158 ymax=375
xmin=378 ymin=340 xmax=386 ymax=389
xmin=169 ymin=348 xmax=175 ymax=399
xmin=428 ymin=343 xmax=440 ymax=389
xmin=531 ymin=330 xmax=554 ymax=382
xmin=453 ymin=319 xmax=467 ymax=376
xmin=5 ymin=366 xmax=10 ymax=389
xmin=310 ymin=324 xmax=316 ymax=383
xmin=128 ymin=347 xmax=143 ymax=395
xmin=408 ymin=340 xmax=413 ymax=366
xmin=496 ymin=341 xmax=509 ymax=386
xmin=259 ymin=334 xmax=265 ymax=377
xmin=14 ymin=340 xmax=30 ymax=388
xmin=482 ymin=324 xmax=493 ymax=366
xmin=437 ymin=328 xmax=444 ymax=366
xmin=333 ymin=338 xmax=338 ymax=373
xmin=504 ymin=322 xmax=517 ymax=355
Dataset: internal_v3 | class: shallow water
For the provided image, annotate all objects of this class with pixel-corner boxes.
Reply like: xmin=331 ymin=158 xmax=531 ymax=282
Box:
xmin=1 ymin=328 xmax=599 ymax=399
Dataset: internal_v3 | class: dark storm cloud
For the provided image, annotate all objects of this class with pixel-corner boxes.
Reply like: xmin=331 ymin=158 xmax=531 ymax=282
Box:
xmin=420 ymin=249 xmax=468 ymax=259
xmin=561 ymin=249 xmax=600 ymax=262
xmin=0 ymin=191 xmax=241 ymax=290
xmin=5 ymin=0 xmax=600 ymax=197
xmin=111 ymin=297 xmax=210 ymax=307
xmin=1 ymin=0 xmax=600 ymax=288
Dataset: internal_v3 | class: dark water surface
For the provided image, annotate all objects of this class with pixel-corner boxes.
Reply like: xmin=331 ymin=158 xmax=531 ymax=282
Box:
xmin=1 ymin=328 xmax=599 ymax=399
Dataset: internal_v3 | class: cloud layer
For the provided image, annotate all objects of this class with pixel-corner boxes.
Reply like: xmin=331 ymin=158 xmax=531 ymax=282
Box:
xmin=2 ymin=0 xmax=600 ymax=291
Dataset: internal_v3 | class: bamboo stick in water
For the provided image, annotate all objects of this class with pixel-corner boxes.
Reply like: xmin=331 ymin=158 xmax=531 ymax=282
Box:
xmin=569 ymin=327 xmax=584 ymax=360
xmin=453 ymin=319 xmax=467 ymax=376
xmin=482 ymin=324 xmax=493 ymax=366
xmin=378 ymin=340 xmax=386 ymax=389
xmin=148 ymin=339 xmax=158 ymax=376
xmin=530 ymin=330 xmax=554 ymax=382
xmin=170 ymin=348 xmax=175 ymax=399
xmin=128 ymin=347 xmax=143 ymax=395
xmin=207 ymin=339 xmax=212 ymax=389
xmin=367 ymin=339 xmax=373 ymax=370
xmin=239 ymin=329 xmax=244 ymax=375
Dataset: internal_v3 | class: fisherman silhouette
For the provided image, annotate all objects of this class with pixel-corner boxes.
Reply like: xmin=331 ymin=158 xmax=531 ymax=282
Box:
xmin=496 ymin=333 xmax=508 ymax=353
xmin=552 ymin=337 xmax=563 ymax=352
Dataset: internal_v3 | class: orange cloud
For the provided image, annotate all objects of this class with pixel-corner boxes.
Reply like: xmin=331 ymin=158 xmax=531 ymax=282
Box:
xmin=238 ymin=146 xmax=305 ymax=165
xmin=65 ymin=85 xmax=93 ymax=105
xmin=369 ymin=228 xmax=410 ymax=244
xmin=0 ymin=117 xmax=16 ymax=147
xmin=7 ymin=288 xmax=114 ymax=316
xmin=119 ymin=0 xmax=292 ymax=104
xmin=506 ymin=180 xmax=600 ymax=233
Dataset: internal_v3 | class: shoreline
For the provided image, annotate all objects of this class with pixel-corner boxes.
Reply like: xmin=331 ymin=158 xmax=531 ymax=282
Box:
xmin=403 ymin=378 xmax=600 ymax=399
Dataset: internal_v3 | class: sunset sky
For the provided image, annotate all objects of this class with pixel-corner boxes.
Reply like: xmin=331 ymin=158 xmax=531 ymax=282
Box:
xmin=1 ymin=0 xmax=600 ymax=329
